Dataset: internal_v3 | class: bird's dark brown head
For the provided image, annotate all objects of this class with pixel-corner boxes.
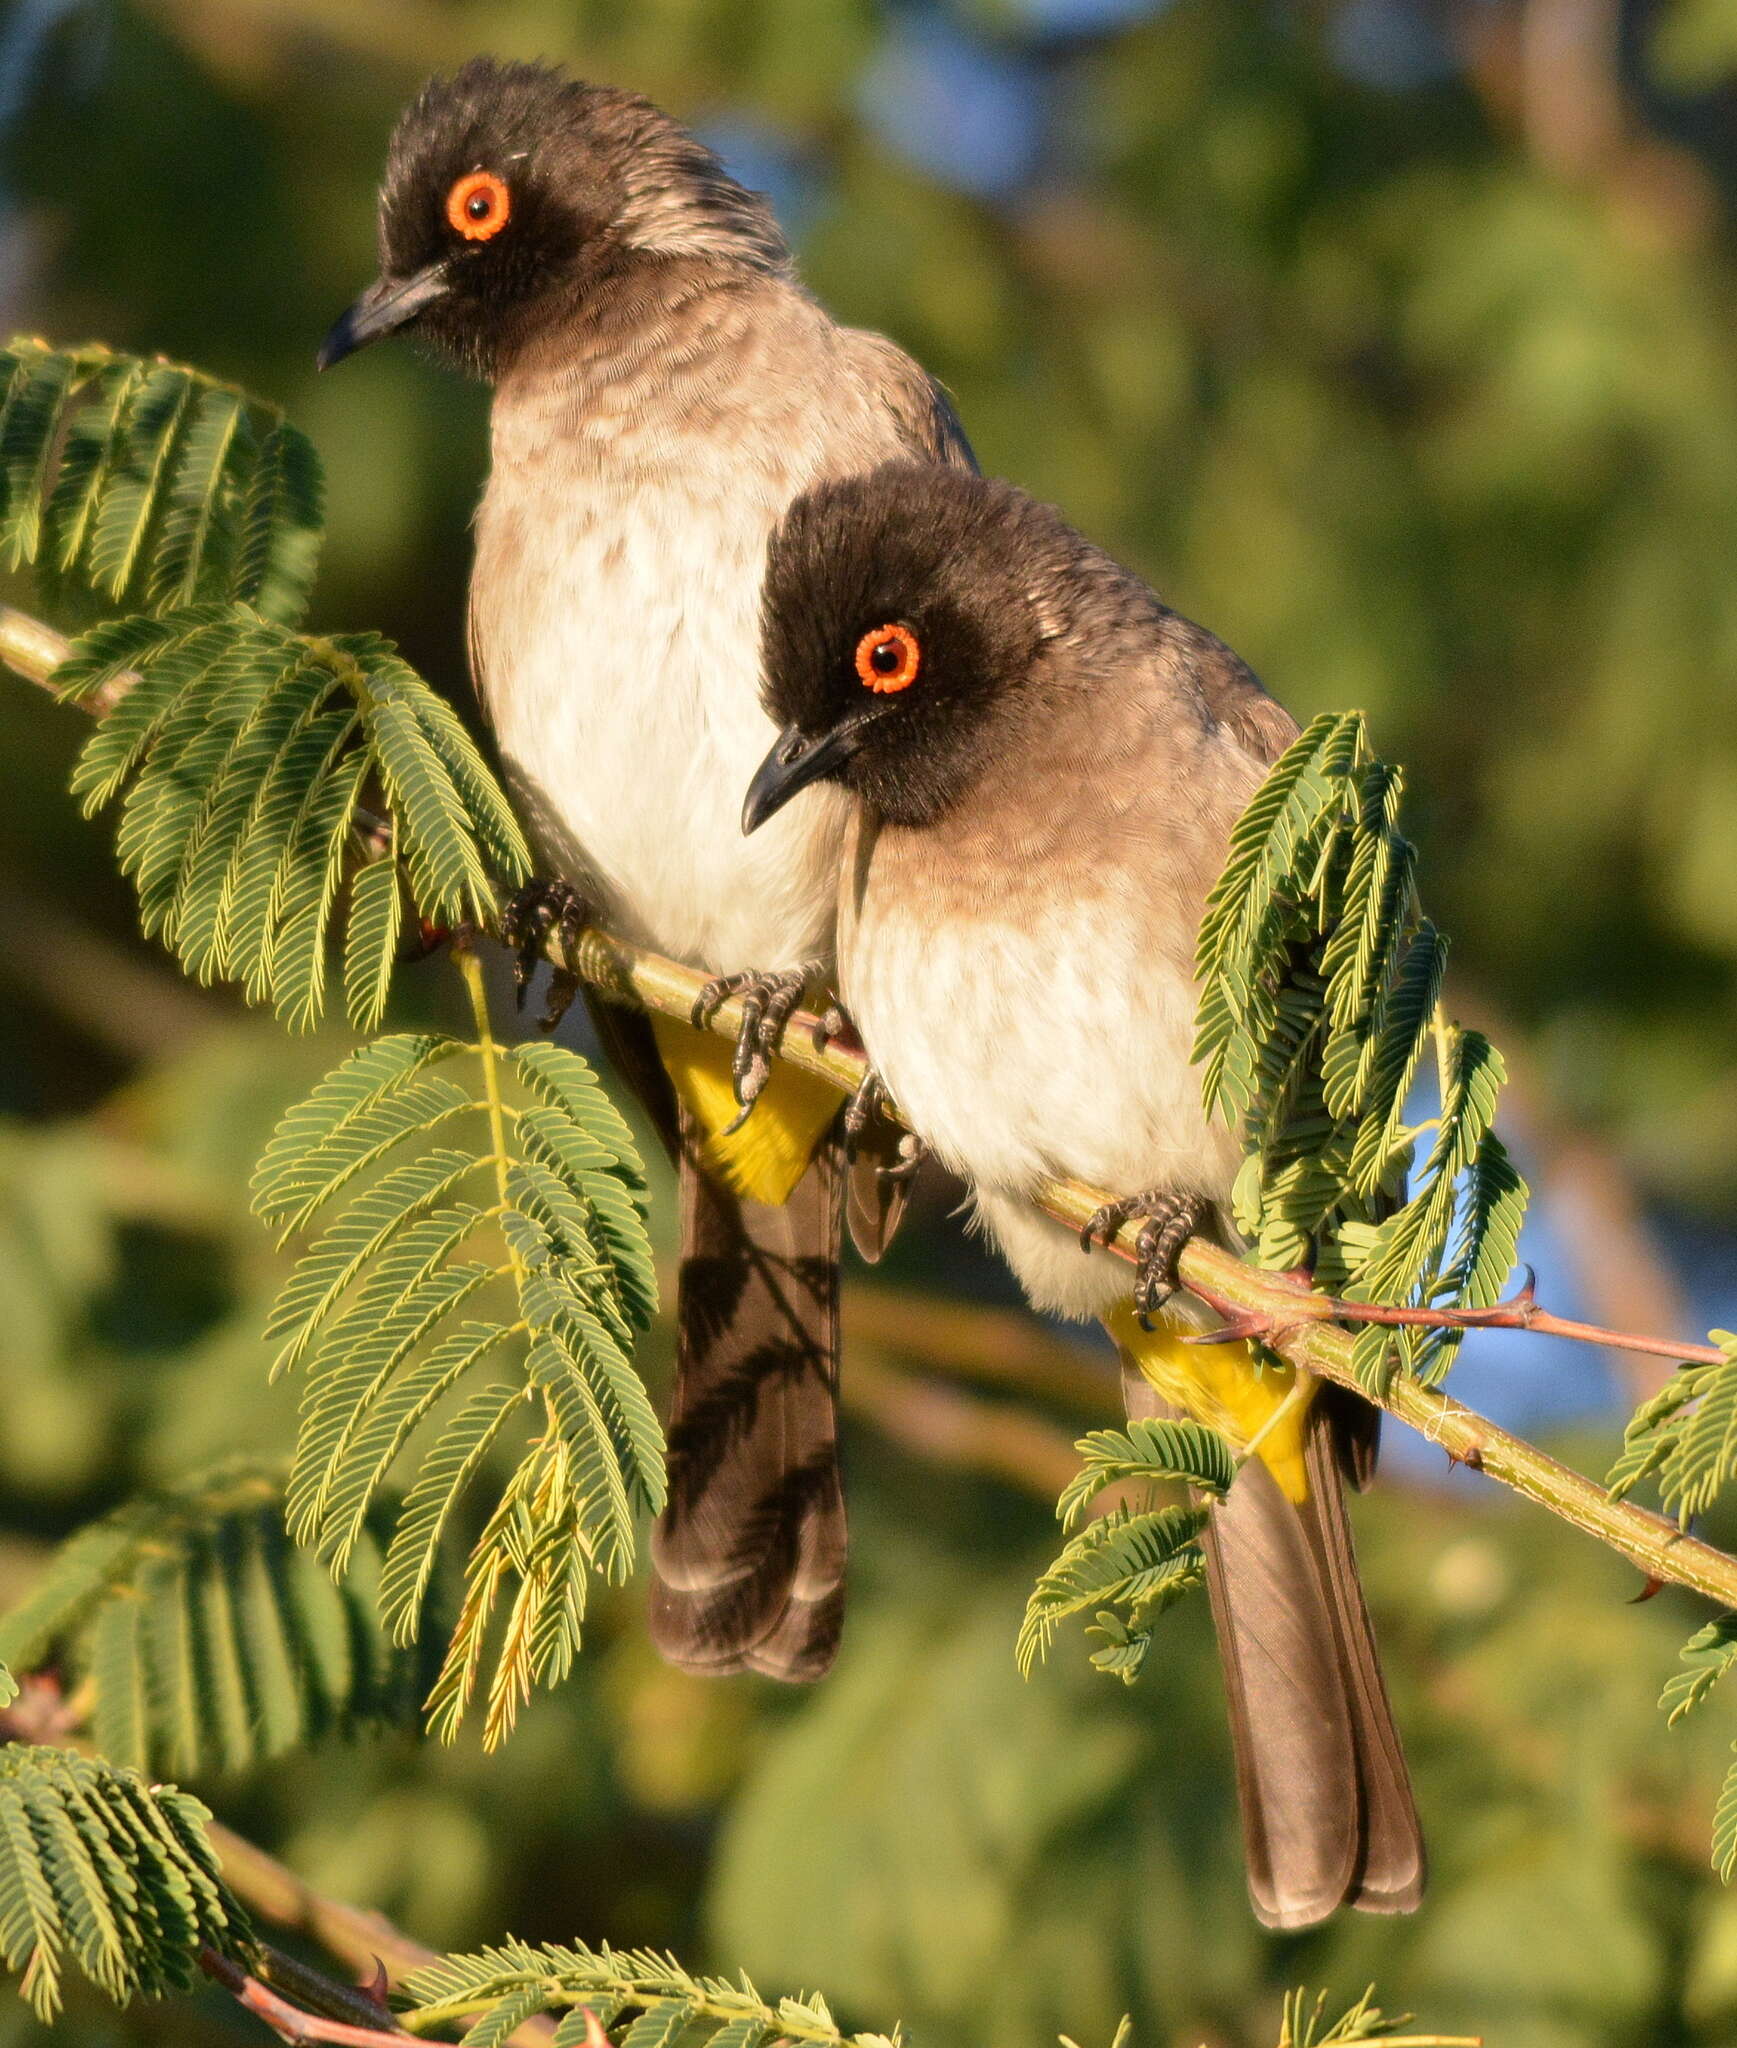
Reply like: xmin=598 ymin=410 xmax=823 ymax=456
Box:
xmin=318 ymin=58 xmax=789 ymax=378
xmin=746 ymin=464 xmax=1071 ymax=834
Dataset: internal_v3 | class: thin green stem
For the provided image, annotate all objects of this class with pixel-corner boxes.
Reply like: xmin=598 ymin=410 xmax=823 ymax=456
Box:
xmin=457 ymin=944 xmax=516 ymax=1233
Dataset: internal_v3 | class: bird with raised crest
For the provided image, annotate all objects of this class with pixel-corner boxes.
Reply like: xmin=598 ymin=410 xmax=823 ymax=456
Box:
xmin=319 ymin=59 xmax=975 ymax=1683
xmin=743 ymin=461 xmax=1426 ymax=1930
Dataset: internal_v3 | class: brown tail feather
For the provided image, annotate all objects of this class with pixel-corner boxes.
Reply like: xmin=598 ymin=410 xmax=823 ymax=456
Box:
xmin=578 ymin=997 xmax=848 ymax=1682
xmin=647 ymin=1116 xmax=847 ymax=1682
xmin=1123 ymin=1365 xmax=1424 ymax=1929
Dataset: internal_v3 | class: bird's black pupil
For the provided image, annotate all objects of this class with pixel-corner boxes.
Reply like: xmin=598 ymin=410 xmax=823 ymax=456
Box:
xmin=467 ymin=192 xmax=493 ymax=220
xmin=872 ymin=641 xmax=900 ymax=673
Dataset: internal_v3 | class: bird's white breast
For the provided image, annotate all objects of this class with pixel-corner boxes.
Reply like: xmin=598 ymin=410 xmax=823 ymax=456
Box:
xmin=470 ymin=300 xmax=923 ymax=975
xmin=839 ymin=814 xmax=1243 ymax=1319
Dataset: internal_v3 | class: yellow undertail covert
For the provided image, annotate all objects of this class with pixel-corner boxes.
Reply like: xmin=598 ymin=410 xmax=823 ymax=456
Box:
xmin=1108 ymin=1301 xmax=1314 ymax=1504
xmin=649 ymin=1012 xmax=844 ymax=1209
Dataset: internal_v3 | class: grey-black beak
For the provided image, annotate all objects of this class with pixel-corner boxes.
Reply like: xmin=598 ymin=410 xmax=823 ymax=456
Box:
xmin=743 ymin=720 xmax=865 ymax=835
xmin=317 ymin=263 xmax=450 ymax=369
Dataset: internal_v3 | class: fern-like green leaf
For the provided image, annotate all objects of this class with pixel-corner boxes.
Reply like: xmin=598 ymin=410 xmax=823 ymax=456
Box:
xmin=0 ymin=338 xmax=322 ymax=623
xmin=344 ymin=843 xmax=405 ymax=1033
xmin=0 ymin=1745 xmax=249 ymax=2019
xmin=1662 ymin=1615 xmax=1737 ymax=1727
xmin=1017 ymin=1504 xmax=1208 ymax=1679
xmin=1195 ymin=710 xmax=1529 ymax=1396
xmin=55 ymin=608 xmax=525 ymax=1029
xmin=1607 ymin=1333 xmax=1737 ymax=1525
xmin=257 ymin=1030 xmax=659 ymax=1746
xmin=1716 ymin=1745 xmax=1737 ymax=1884
xmin=0 ymin=1463 xmax=441 ymax=1777
xmin=1278 ymin=1987 xmax=1414 ymax=2048
xmin=1055 ymin=1419 xmax=1235 ymax=1530
xmin=400 ymin=1940 xmax=899 ymax=2048
xmin=230 ymin=420 xmax=323 ymax=625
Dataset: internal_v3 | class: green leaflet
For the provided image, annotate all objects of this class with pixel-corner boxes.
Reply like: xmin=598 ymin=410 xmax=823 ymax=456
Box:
xmin=18 ymin=340 xmax=528 ymax=1035
xmin=1192 ymin=711 xmax=1530 ymax=1393
xmin=344 ymin=843 xmax=405 ymax=1032
xmin=399 ymin=1940 xmax=899 ymax=2048
xmin=55 ymin=609 xmax=526 ymax=1030
xmin=0 ymin=1745 xmax=248 ymax=2019
xmin=258 ymin=1029 xmax=659 ymax=1748
xmin=1277 ymin=1988 xmax=1418 ymax=2048
xmin=1717 ymin=1747 xmax=1737 ymax=1885
xmin=230 ymin=420 xmax=323 ymax=624
xmin=1608 ymin=1332 xmax=1737 ymax=1526
xmin=1662 ymin=1615 xmax=1737 ymax=1727
xmin=0 ymin=338 xmax=321 ymax=624
xmin=0 ymin=342 xmax=321 ymax=622
xmin=1054 ymin=1418 xmax=1235 ymax=1531
xmin=1017 ymin=1505 xmax=1209 ymax=1681
xmin=0 ymin=1463 xmax=440 ymax=1778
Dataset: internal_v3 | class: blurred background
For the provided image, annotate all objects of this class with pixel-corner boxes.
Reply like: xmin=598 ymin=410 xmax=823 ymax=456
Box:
xmin=2 ymin=1 xmax=1737 ymax=2043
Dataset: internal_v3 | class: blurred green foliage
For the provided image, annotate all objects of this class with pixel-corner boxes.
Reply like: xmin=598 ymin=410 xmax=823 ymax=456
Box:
xmin=4 ymin=2 xmax=1737 ymax=2046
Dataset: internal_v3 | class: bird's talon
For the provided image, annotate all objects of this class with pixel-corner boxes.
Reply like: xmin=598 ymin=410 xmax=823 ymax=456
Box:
xmin=503 ymin=880 xmax=591 ymax=1029
xmin=539 ymin=967 xmax=580 ymax=1032
xmin=842 ymin=1069 xmax=891 ymax=1157
xmin=1081 ymin=1197 xmax=1129 ymax=1255
xmin=878 ymin=1131 xmax=928 ymax=1187
xmin=691 ymin=967 xmax=810 ymax=1119
xmin=1082 ymin=1188 xmax=1206 ymax=1322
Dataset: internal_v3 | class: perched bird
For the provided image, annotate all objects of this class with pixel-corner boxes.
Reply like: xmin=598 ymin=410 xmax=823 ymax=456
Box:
xmin=319 ymin=59 xmax=974 ymax=1681
xmin=744 ymin=462 xmax=1425 ymax=1929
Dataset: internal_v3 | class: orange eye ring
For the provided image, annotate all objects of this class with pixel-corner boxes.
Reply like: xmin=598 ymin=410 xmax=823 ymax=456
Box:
xmin=855 ymin=623 xmax=921 ymax=694
xmin=447 ymin=170 xmax=511 ymax=241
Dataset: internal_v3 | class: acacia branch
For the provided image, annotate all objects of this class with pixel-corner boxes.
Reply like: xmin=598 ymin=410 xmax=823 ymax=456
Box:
xmin=1183 ymin=1268 xmax=1728 ymax=1370
xmin=3 ymin=600 xmax=1733 ymax=1608
xmin=200 ymin=1948 xmax=407 ymax=2048
xmin=562 ymin=946 xmax=1737 ymax=1609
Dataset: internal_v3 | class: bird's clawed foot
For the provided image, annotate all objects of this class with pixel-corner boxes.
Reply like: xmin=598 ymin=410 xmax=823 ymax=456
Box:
xmin=1082 ymin=1188 xmax=1208 ymax=1328
xmin=692 ymin=966 xmax=810 ymax=1129
xmin=841 ymin=1068 xmax=928 ymax=1180
xmin=502 ymin=879 xmax=591 ymax=1030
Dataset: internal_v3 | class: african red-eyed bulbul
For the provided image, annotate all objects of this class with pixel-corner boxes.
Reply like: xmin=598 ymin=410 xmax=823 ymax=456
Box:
xmin=744 ymin=462 xmax=1425 ymax=1930
xmin=319 ymin=60 xmax=975 ymax=1682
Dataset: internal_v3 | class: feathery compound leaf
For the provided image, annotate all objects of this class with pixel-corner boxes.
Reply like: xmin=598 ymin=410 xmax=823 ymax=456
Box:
xmin=1194 ymin=712 xmax=1528 ymax=1397
xmin=1017 ymin=1504 xmax=1208 ymax=1680
xmin=56 ymin=607 xmax=527 ymax=1027
xmin=0 ymin=1463 xmax=441 ymax=1777
xmin=1716 ymin=1747 xmax=1737 ymax=1884
xmin=1277 ymin=1988 xmax=1414 ymax=2048
xmin=400 ymin=1940 xmax=899 ymax=2048
xmin=0 ymin=337 xmax=323 ymax=621
xmin=344 ymin=844 xmax=405 ymax=1033
xmin=0 ymin=1746 xmax=249 ymax=2019
xmin=1607 ymin=1333 xmax=1737 ymax=1526
xmin=1663 ymin=1615 xmax=1737 ymax=1727
xmin=258 ymin=1024 xmax=659 ymax=1746
xmin=230 ymin=420 xmax=323 ymax=625
xmin=1055 ymin=1419 xmax=1235 ymax=1530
